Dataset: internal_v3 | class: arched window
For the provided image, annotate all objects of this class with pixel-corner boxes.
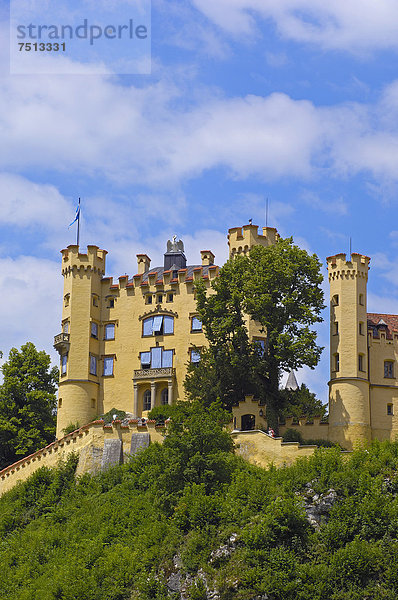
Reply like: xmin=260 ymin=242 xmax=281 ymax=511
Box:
xmin=161 ymin=388 xmax=168 ymax=405
xmin=143 ymin=390 xmax=151 ymax=411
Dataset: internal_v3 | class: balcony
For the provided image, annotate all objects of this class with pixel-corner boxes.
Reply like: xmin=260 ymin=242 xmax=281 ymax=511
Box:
xmin=134 ymin=367 xmax=175 ymax=380
xmin=53 ymin=333 xmax=70 ymax=355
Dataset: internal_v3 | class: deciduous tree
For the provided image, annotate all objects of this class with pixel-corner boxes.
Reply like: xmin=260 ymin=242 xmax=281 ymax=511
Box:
xmin=0 ymin=342 xmax=58 ymax=469
xmin=185 ymin=238 xmax=324 ymax=430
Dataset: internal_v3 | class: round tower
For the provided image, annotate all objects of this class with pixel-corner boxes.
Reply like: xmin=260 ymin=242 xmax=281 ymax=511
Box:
xmin=327 ymin=252 xmax=371 ymax=450
xmin=54 ymin=244 xmax=107 ymax=438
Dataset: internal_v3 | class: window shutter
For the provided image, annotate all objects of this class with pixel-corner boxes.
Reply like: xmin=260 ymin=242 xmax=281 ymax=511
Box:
xmin=192 ymin=317 xmax=202 ymax=331
xmin=152 ymin=316 xmax=163 ymax=333
xmin=103 ymin=357 xmax=114 ymax=376
xmin=105 ymin=323 xmax=115 ymax=340
xmin=163 ymin=316 xmax=174 ymax=334
xmin=162 ymin=350 xmax=173 ymax=368
xmin=191 ymin=349 xmax=200 ymax=363
xmin=90 ymin=355 xmax=97 ymax=375
xmin=151 ymin=347 xmax=162 ymax=368
xmin=140 ymin=352 xmax=151 ymax=366
xmin=143 ymin=317 xmax=154 ymax=336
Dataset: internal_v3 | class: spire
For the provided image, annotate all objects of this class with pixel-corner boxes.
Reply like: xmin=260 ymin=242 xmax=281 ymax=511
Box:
xmin=285 ymin=370 xmax=299 ymax=391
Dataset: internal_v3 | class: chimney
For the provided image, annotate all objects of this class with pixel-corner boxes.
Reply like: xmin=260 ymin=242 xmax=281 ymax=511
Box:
xmin=136 ymin=254 xmax=151 ymax=275
xmin=200 ymin=250 xmax=215 ymax=266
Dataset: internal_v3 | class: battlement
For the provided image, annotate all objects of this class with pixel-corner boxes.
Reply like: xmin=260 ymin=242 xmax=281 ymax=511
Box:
xmin=228 ymin=224 xmax=279 ymax=257
xmin=61 ymin=244 xmax=107 ymax=276
xmin=327 ymin=253 xmax=370 ymax=280
xmin=0 ymin=419 xmax=165 ymax=497
xmin=127 ymin=265 xmax=219 ymax=290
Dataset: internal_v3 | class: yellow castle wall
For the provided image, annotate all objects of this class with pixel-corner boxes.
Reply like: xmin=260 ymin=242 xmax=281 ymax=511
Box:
xmin=368 ymin=335 xmax=398 ymax=441
xmin=0 ymin=421 xmax=165 ymax=497
xmin=232 ymin=430 xmax=317 ymax=468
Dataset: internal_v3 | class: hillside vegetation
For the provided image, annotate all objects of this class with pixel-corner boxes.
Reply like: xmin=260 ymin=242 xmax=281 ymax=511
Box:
xmin=1 ymin=403 xmax=398 ymax=600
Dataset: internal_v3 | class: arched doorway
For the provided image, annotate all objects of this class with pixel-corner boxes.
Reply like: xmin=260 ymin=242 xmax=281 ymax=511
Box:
xmin=241 ymin=414 xmax=255 ymax=431
xmin=161 ymin=388 xmax=168 ymax=405
xmin=143 ymin=389 xmax=151 ymax=411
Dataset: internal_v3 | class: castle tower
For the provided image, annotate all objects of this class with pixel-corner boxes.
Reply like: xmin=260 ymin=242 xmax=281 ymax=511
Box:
xmin=54 ymin=244 xmax=107 ymax=438
xmin=327 ymin=252 xmax=371 ymax=449
xmin=228 ymin=225 xmax=279 ymax=258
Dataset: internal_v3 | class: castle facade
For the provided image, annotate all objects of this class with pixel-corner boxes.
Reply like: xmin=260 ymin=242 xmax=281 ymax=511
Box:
xmin=54 ymin=224 xmax=398 ymax=451
xmin=54 ymin=224 xmax=278 ymax=438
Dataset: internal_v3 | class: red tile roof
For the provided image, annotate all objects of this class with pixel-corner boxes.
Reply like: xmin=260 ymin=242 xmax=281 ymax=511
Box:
xmin=367 ymin=313 xmax=398 ymax=339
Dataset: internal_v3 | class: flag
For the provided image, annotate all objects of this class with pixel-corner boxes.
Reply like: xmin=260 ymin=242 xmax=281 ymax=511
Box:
xmin=69 ymin=199 xmax=80 ymax=227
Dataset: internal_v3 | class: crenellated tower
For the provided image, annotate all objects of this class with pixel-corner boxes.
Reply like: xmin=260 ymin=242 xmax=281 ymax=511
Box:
xmin=228 ymin=225 xmax=279 ymax=258
xmin=327 ymin=252 xmax=371 ymax=449
xmin=54 ymin=244 xmax=107 ymax=438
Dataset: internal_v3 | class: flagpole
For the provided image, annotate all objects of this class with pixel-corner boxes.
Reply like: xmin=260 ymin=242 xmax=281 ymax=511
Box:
xmin=77 ymin=198 xmax=81 ymax=247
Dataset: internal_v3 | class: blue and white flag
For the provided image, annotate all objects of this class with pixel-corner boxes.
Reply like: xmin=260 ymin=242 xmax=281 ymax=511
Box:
xmin=69 ymin=199 xmax=81 ymax=227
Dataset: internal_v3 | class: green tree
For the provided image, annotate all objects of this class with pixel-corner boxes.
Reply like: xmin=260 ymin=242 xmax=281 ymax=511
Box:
xmin=0 ymin=342 xmax=58 ymax=470
xmin=185 ymin=238 xmax=324 ymax=430
xmin=160 ymin=401 xmax=234 ymax=496
xmin=280 ymin=383 xmax=327 ymax=419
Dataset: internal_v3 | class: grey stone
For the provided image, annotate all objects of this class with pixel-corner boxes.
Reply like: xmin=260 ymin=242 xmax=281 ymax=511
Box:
xmin=167 ymin=572 xmax=181 ymax=593
xmin=101 ymin=439 xmax=123 ymax=471
xmin=304 ymin=488 xmax=337 ymax=529
xmin=130 ymin=432 xmax=150 ymax=454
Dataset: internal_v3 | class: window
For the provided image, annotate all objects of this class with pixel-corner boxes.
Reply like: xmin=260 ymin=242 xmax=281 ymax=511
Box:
xmin=92 ymin=295 xmax=98 ymax=307
xmin=388 ymin=404 xmax=394 ymax=416
xmin=61 ymin=354 xmax=67 ymax=374
xmin=58 ymin=398 xmax=62 ymax=409
xmin=254 ymin=339 xmax=266 ymax=355
xmin=161 ymin=388 xmax=169 ymax=405
xmin=385 ymin=361 xmax=394 ymax=378
xmin=90 ymin=355 xmax=97 ymax=375
xmin=64 ymin=294 xmax=70 ymax=307
xmin=103 ymin=357 xmax=114 ymax=376
xmin=107 ymin=298 xmax=115 ymax=309
xmin=358 ymin=354 xmax=365 ymax=372
xmin=334 ymin=353 xmax=340 ymax=372
xmin=140 ymin=348 xmax=173 ymax=369
xmin=142 ymin=315 xmax=174 ymax=336
xmin=63 ymin=322 xmax=69 ymax=334
xmin=332 ymin=294 xmax=339 ymax=306
xmin=167 ymin=293 xmax=174 ymax=303
xmin=359 ymin=294 xmax=364 ymax=305
xmin=91 ymin=322 xmax=98 ymax=338
xmin=157 ymin=294 xmax=163 ymax=304
xmin=334 ymin=322 xmax=339 ymax=335
xmin=190 ymin=349 xmax=201 ymax=364
xmin=143 ymin=390 xmax=151 ymax=411
xmin=191 ymin=317 xmax=202 ymax=332
xmin=104 ymin=323 xmax=115 ymax=340
xmin=359 ymin=322 xmax=364 ymax=335
xmin=146 ymin=295 xmax=153 ymax=305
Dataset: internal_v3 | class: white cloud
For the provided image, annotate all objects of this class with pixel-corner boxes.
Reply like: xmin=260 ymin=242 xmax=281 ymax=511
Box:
xmin=0 ymin=173 xmax=72 ymax=228
xmin=191 ymin=0 xmax=398 ymax=53
xmin=301 ymin=190 xmax=348 ymax=216
xmin=0 ymin=256 xmax=62 ymax=370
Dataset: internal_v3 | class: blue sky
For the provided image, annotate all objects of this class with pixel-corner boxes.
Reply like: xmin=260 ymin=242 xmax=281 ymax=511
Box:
xmin=2 ymin=0 xmax=398 ymax=404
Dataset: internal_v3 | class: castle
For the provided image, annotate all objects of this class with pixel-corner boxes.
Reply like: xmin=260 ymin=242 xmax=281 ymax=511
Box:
xmin=2 ymin=222 xmax=398 ymax=495
xmin=53 ymin=223 xmax=398 ymax=451
xmin=53 ymin=224 xmax=278 ymax=438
